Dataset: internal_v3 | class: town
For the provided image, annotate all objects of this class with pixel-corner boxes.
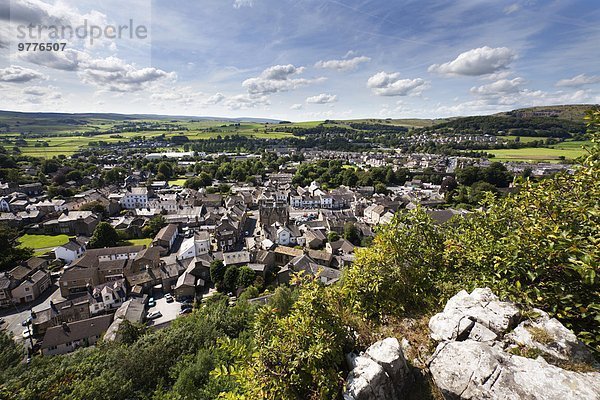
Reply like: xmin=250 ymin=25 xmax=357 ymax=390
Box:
xmin=0 ymin=130 xmax=580 ymax=359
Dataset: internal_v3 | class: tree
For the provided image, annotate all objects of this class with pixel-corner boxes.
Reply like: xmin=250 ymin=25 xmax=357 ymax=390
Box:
xmin=184 ymin=172 xmax=213 ymax=190
xmin=223 ymin=266 xmax=239 ymax=293
xmin=79 ymin=201 xmax=107 ymax=217
xmin=374 ymin=182 xmax=388 ymax=194
xmin=236 ymin=266 xmax=255 ymax=289
xmin=65 ymin=170 xmax=83 ymax=182
xmin=0 ymin=330 xmax=21 ymax=373
xmin=469 ymin=181 xmax=498 ymax=204
xmin=455 ymin=165 xmax=481 ymax=186
xmin=142 ymin=215 xmax=166 ymax=238
xmin=117 ymin=320 xmax=147 ymax=345
xmin=157 ymin=162 xmax=173 ymax=180
xmin=440 ymin=175 xmax=458 ymax=194
xmin=343 ymin=222 xmax=361 ymax=245
xmin=0 ymin=224 xmax=33 ymax=272
xmin=327 ymin=231 xmax=339 ymax=242
xmin=88 ymin=222 xmax=120 ymax=248
xmin=210 ymin=260 xmax=226 ymax=287
xmin=238 ymin=276 xmax=349 ymax=399
xmin=104 ymin=167 xmax=127 ymax=184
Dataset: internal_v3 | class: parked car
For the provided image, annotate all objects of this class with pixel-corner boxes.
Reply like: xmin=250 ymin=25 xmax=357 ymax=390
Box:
xmin=0 ymin=317 xmax=5 ymax=324
xmin=180 ymin=301 xmax=193 ymax=310
xmin=146 ymin=311 xmax=162 ymax=320
xmin=179 ymin=308 xmax=192 ymax=315
xmin=22 ymin=328 xmax=33 ymax=339
xmin=164 ymin=294 xmax=174 ymax=303
xmin=21 ymin=316 xmax=32 ymax=326
xmin=147 ymin=297 xmax=156 ymax=307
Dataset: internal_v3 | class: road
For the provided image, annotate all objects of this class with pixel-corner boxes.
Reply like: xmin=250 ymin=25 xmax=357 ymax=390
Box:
xmin=0 ymin=284 xmax=65 ymax=343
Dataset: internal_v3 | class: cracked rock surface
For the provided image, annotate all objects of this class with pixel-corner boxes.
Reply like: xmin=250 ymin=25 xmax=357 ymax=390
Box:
xmin=428 ymin=288 xmax=600 ymax=400
xmin=344 ymin=338 xmax=410 ymax=400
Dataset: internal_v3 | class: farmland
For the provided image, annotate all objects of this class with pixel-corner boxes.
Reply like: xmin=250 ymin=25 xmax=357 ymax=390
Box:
xmin=487 ymin=140 xmax=592 ymax=162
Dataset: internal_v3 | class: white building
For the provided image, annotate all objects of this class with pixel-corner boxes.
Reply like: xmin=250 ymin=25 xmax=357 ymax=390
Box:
xmin=88 ymin=280 xmax=127 ymax=315
xmin=120 ymin=187 xmax=149 ymax=209
xmin=176 ymin=231 xmax=211 ymax=261
xmin=55 ymin=237 xmax=87 ymax=264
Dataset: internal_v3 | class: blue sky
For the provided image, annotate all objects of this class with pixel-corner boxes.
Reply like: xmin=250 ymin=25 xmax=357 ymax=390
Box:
xmin=0 ymin=0 xmax=599 ymax=120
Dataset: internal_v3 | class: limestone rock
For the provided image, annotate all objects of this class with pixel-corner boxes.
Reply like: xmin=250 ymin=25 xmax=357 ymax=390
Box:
xmin=430 ymin=340 xmax=600 ymax=400
xmin=428 ymin=288 xmax=600 ymax=400
xmin=344 ymin=337 xmax=410 ymax=400
xmin=506 ymin=308 xmax=594 ymax=363
xmin=429 ymin=288 xmax=520 ymax=342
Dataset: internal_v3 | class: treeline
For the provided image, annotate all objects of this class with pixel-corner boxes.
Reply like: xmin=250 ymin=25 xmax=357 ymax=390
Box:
xmin=292 ymin=160 xmax=411 ymax=191
xmin=419 ymin=115 xmax=586 ymax=138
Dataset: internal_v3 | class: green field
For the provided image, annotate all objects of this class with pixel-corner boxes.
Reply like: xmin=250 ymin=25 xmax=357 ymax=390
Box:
xmin=122 ymin=238 xmax=152 ymax=247
xmin=5 ymin=123 xmax=296 ymax=158
xmin=487 ymin=140 xmax=592 ymax=162
xmin=18 ymin=234 xmax=71 ymax=255
xmin=503 ymin=136 xmax=548 ymax=143
xmin=168 ymin=178 xmax=187 ymax=186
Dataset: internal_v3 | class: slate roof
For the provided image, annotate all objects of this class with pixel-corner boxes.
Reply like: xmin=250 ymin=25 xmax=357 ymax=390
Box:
xmin=42 ymin=314 xmax=112 ymax=349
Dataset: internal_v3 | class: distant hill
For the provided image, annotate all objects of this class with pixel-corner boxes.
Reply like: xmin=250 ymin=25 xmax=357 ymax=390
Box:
xmin=495 ymin=104 xmax=598 ymax=122
xmin=0 ymin=110 xmax=282 ymax=123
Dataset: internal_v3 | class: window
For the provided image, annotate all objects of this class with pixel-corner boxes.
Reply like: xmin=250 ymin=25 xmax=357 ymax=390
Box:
xmin=25 ymin=287 xmax=30 ymax=291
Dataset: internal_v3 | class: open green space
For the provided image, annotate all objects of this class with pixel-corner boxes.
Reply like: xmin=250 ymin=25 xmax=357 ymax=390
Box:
xmin=17 ymin=234 xmax=71 ymax=252
xmin=503 ymin=135 xmax=549 ymax=143
xmin=122 ymin=238 xmax=152 ymax=247
xmin=168 ymin=178 xmax=188 ymax=186
xmin=487 ymin=140 xmax=592 ymax=162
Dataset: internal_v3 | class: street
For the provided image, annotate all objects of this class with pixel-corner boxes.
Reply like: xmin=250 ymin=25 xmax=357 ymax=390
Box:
xmin=0 ymin=284 xmax=65 ymax=343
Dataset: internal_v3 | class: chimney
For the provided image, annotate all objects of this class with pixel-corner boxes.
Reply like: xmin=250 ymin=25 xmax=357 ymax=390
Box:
xmin=62 ymin=322 xmax=70 ymax=333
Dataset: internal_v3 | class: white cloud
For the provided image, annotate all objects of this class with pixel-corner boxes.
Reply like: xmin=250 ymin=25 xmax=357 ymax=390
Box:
xmin=315 ymin=56 xmax=371 ymax=71
xmin=290 ymin=103 xmax=303 ymax=110
xmin=470 ymin=77 xmax=525 ymax=96
xmin=242 ymin=64 xmax=324 ymax=95
xmin=504 ymin=3 xmax=521 ymax=14
xmin=367 ymin=72 xmax=427 ymax=96
xmin=233 ymin=0 xmax=254 ymax=8
xmin=556 ymin=74 xmax=600 ymax=88
xmin=306 ymin=93 xmax=337 ymax=104
xmin=224 ymin=94 xmax=269 ymax=110
xmin=22 ymin=85 xmax=62 ymax=100
xmin=79 ymin=56 xmax=176 ymax=92
xmin=0 ymin=65 xmax=46 ymax=83
xmin=428 ymin=46 xmax=517 ymax=76
xmin=150 ymin=86 xmax=225 ymax=108
xmin=206 ymin=93 xmax=225 ymax=105
xmin=19 ymin=48 xmax=83 ymax=71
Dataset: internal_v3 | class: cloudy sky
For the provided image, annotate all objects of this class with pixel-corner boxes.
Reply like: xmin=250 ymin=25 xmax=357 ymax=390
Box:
xmin=0 ymin=0 xmax=599 ymax=120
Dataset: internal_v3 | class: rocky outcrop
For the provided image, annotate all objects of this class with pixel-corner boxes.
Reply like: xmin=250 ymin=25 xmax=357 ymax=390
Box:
xmin=344 ymin=337 xmax=411 ymax=400
xmin=428 ymin=288 xmax=600 ymax=400
xmin=428 ymin=288 xmax=520 ymax=342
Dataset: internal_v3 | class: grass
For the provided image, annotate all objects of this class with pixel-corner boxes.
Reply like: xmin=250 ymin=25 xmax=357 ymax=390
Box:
xmin=168 ymin=178 xmax=187 ymax=187
xmin=7 ymin=125 xmax=294 ymax=158
xmin=503 ymin=136 xmax=548 ymax=143
xmin=487 ymin=140 xmax=592 ymax=162
xmin=122 ymin=238 xmax=152 ymax=247
xmin=18 ymin=234 xmax=71 ymax=255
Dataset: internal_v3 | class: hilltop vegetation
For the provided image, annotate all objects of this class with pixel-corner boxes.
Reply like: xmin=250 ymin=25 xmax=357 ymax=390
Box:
xmin=417 ymin=115 xmax=587 ymax=138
